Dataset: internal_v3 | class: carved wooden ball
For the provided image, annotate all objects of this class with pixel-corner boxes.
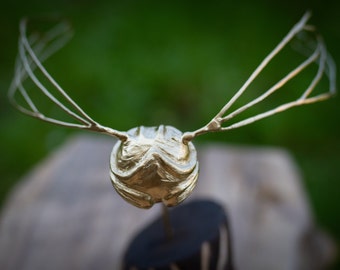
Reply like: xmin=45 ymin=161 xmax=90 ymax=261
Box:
xmin=110 ymin=125 xmax=199 ymax=208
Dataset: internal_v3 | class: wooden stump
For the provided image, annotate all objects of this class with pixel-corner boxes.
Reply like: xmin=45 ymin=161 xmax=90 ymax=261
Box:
xmin=0 ymin=134 xmax=335 ymax=270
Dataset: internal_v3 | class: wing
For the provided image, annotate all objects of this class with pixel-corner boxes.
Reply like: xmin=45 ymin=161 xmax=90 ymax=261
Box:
xmin=182 ymin=11 xmax=336 ymax=143
xmin=8 ymin=18 xmax=128 ymax=141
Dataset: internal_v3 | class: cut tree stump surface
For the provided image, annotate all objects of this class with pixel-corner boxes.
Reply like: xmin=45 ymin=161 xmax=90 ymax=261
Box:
xmin=0 ymin=134 xmax=335 ymax=270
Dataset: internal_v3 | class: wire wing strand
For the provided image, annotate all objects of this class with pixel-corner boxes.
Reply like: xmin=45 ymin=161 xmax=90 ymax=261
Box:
xmin=182 ymin=11 xmax=336 ymax=143
xmin=8 ymin=18 xmax=127 ymax=141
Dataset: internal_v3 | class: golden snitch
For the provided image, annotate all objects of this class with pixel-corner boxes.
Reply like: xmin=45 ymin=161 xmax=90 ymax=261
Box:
xmin=8 ymin=12 xmax=336 ymax=208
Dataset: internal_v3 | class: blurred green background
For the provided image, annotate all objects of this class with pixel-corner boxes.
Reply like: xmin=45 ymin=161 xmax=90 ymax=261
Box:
xmin=1 ymin=0 xmax=339 ymax=268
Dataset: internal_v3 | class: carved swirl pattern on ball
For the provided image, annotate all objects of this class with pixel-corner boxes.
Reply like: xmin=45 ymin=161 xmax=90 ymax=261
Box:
xmin=110 ymin=126 xmax=199 ymax=208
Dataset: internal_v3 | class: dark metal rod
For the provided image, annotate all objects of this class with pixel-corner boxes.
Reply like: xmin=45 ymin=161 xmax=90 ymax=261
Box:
xmin=161 ymin=203 xmax=174 ymax=241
